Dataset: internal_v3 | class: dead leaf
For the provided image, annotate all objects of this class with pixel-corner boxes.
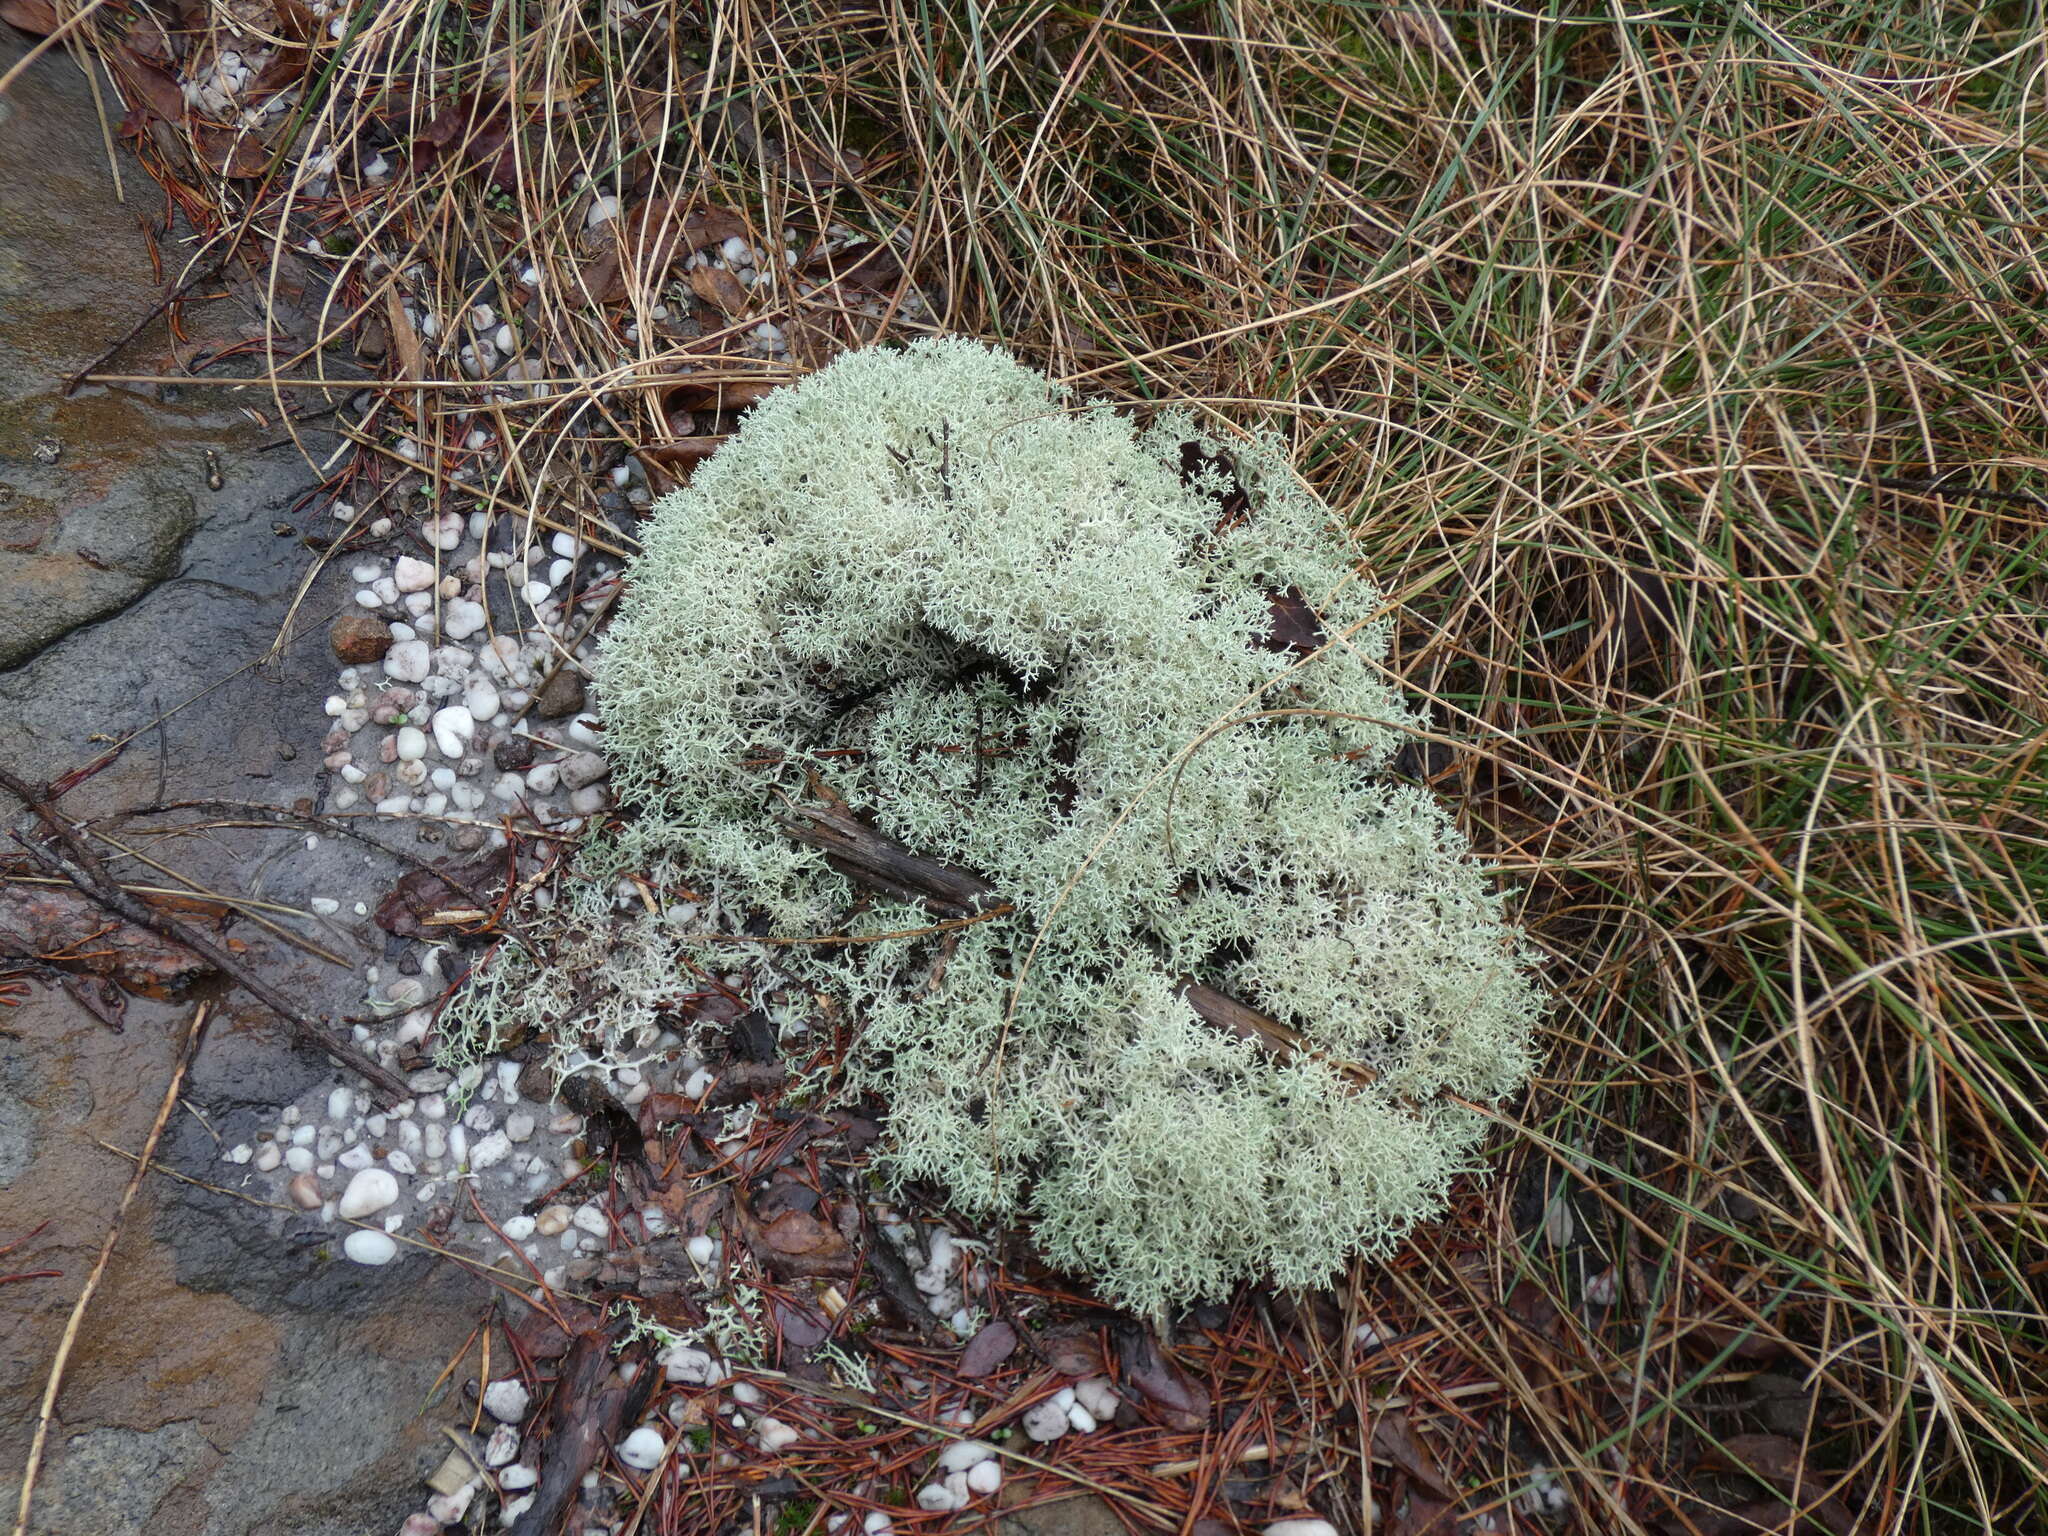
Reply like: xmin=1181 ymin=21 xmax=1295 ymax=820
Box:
xmin=1038 ymin=1326 xmax=1103 ymax=1377
xmin=383 ymin=285 xmax=424 ymax=381
xmin=688 ymin=263 xmax=750 ymax=316
xmin=581 ymin=200 xmax=749 ymax=304
xmin=373 ymin=855 xmax=503 ymax=938
xmin=1696 ymin=1436 xmax=1854 ymax=1536
xmin=634 ymin=437 xmax=724 ymax=494
xmin=1262 ymin=588 xmax=1325 ymax=655
xmin=772 ymin=1296 xmax=829 ymax=1349
xmin=0 ymin=0 xmax=61 ymax=34
xmin=761 ymin=1208 xmax=848 ymax=1260
xmin=0 ymin=885 xmax=215 ymax=997
xmin=1372 ymin=1412 xmax=1455 ymax=1501
xmin=659 ymin=378 xmax=780 ymax=415
xmin=1114 ymin=1324 xmax=1209 ymax=1432
xmin=958 ymin=1320 xmax=1017 ymax=1379
xmin=803 ymin=240 xmax=901 ymax=291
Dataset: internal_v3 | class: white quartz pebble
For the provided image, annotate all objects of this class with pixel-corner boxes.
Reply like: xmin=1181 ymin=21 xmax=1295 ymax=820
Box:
xmin=967 ymin=1459 xmax=1002 ymax=1495
xmin=393 ymin=555 xmax=436 ymax=592
xmin=1022 ymin=1399 xmax=1070 ymax=1442
xmin=431 ymin=705 xmax=476 ymax=758
xmin=617 ymin=1425 xmax=665 ymax=1470
xmin=342 ymin=1228 xmax=398 ymax=1265
xmin=337 ymin=1167 xmax=399 ymax=1219
xmin=383 ymin=640 xmax=431 ymax=683
xmin=938 ymin=1441 xmax=996 ymax=1472
xmin=483 ymin=1378 xmax=531 ymax=1422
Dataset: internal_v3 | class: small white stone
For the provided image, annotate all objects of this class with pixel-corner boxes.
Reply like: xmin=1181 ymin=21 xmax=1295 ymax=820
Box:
xmin=1067 ymin=1404 xmax=1097 ymax=1433
xmin=426 ymin=1485 xmax=473 ymax=1524
xmin=441 ymin=599 xmax=487 ymax=641
xmin=938 ymin=1441 xmax=996 ymax=1473
xmin=504 ymin=1112 xmax=536 ymax=1143
xmin=325 ymin=1086 xmax=353 ymax=1122
xmin=1022 ymin=1400 xmax=1069 ymax=1442
xmin=285 ymin=1147 xmax=315 ymax=1173
xmin=342 ymin=1229 xmax=398 ymax=1265
xmin=254 ymin=1143 xmax=282 ymax=1172
xmin=587 ymin=193 xmax=621 ymax=228
xmin=523 ymin=762 xmax=559 ymax=795
xmin=482 ymin=1377 xmax=531 ymax=1422
xmin=667 ymin=1346 xmax=726 ymax=1385
xmin=501 ymin=1215 xmax=536 ymax=1241
xmin=337 ymin=1144 xmax=373 ymax=1172
xmin=464 ymin=681 xmax=501 ymax=721
xmin=338 ymin=1168 xmax=400 ymax=1219
xmin=225 ymin=1143 xmax=252 ymax=1165
xmin=862 ymin=1515 xmax=893 ymax=1536
xmin=915 ymin=1482 xmax=965 ymax=1513
xmin=1262 ymin=1524 xmax=1341 ymax=1536
xmin=385 ymin=1150 xmax=417 ymax=1176
xmin=755 ymin=1417 xmax=799 ymax=1453
xmin=534 ymin=1205 xmax=573 ymax=1237
xmin=966 ymin=1459 xmax=1002 ymax=1495
xmin=394 ymin=726 xmax=428 ymax=761
xmin=393 ymin=555 xmax=436 ymax=592
xmin=1074 ymin=1377 xmax=1119 ymax=1420
xmin=571 ymin=1203 xmax=608 ymax=1237
xmin=431 ymin=705 xmax=476 ymax=758
xmin=384 ymin=640 xmax=432 ymax=683
xmin=310 ymin=896 xmax=341 ymax=916
xmin=686 ymin=1234 xmax=717 ymax=1267
xmin=485 ymin=1425 xmax=521 ymax=1467
xmin=469 ymin=1131 xmax=512 ymax=1170
xmin=616 ymin=1424 xmax=665 ymax=1470
xmin=500 ymin=1464 xmax=538 ymax=1491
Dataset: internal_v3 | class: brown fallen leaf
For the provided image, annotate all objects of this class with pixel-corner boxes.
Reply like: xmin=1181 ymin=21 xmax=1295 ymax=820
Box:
xmin=760 ymin=1207 xmax=848 ymax=1260
xmin=634 ymin=437 xmax=724 ymax=494
xmin=0 ymin=884 xmax=215 ymax=997
xmin=0 ymin=0 xmax=61 ymax=33
xmin=688 ymin=263 xmax=750 ymax=316
xmin=660 ymin=378 xmax=781 ymax=415
xmin=581 ymin=199 xmax=750 ymax=304
xmin=373 ymin=855 xmax=503 ymax=938
xmin=958 ymin=1320 xmax=1017 ymax=1379
xmin=1696 ymin=1435 xmax=1854 ymax=1536
xmin=1373 ymin=1411 xmax=1456 ymax=1501
xmin=1114 ymin=1324 xmax=1209 ymax=1432
xmin=1037 ymin=1325 xmax=1103 ymax=1378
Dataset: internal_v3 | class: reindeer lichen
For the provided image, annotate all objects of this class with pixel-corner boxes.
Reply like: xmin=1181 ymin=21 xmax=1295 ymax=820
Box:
xmin=589 ymin=338 xmax=1541 ymax=1318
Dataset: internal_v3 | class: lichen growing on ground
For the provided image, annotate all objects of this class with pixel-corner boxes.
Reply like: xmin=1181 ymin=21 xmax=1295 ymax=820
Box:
xmin=552 ymin=339 xmax=1539 ymax=1317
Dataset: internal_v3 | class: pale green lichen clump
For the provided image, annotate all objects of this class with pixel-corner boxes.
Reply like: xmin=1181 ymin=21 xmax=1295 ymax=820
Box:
xmin=593 ymin=339 xmax=1541 ymax=1318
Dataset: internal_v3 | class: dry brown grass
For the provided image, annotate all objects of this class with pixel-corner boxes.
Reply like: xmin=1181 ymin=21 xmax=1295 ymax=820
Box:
xmin=30 ymin=0 xmax=2048 ymax=1529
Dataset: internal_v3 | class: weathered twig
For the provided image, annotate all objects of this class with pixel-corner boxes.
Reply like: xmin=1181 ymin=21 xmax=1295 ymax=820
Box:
xmin=0 ymin=767 xmax=412 ymax=1101
xmin=776 ymin=794 xmax=1377 ymax=1086
xmin=12 ymin=1002 xmax=209 ymax=1536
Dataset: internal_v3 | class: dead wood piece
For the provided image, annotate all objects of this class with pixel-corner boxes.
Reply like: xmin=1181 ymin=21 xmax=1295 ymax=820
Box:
xmin=0 ymin=884 xmax=215 ymax=997
xmin=0 ymin=767 xmax=412 ymax=1102
xmin=776 ymin=796 xmax=1379 ymax=1086
xmin=778 ymin=800 xmax=998 ymax=919
xmin=509 ymin=1326 xmax=657 ymax=1536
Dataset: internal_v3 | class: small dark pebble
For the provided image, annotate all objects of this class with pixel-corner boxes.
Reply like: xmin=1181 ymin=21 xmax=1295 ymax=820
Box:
xmin=534 ymin=669 xmax=586 ymax=719
xmin=493 ymin=734 xmax=535 ymax=771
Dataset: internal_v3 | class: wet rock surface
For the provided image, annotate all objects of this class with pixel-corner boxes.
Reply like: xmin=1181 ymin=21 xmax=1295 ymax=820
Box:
xmin=0 ymin=33 xmax=485 ymax=1536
